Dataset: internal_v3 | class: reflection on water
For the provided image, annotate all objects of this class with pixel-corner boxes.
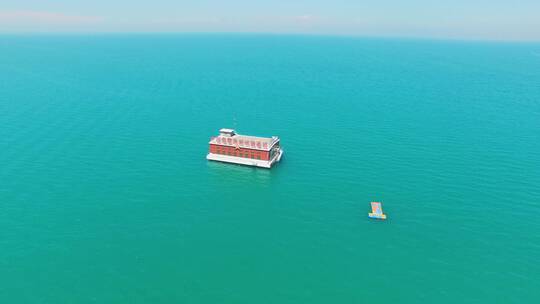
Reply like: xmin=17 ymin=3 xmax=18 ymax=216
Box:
xmin=206 ymin=160 xmax=273 ymax=187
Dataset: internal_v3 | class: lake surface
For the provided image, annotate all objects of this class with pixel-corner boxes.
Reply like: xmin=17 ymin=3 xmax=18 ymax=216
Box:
xmin=1 ymin=34 xmax=539 ymax=303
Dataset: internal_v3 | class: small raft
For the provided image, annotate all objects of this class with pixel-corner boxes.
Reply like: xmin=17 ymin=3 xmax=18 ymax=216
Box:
xmin=368 ymin=202 xmax=387 ymax=220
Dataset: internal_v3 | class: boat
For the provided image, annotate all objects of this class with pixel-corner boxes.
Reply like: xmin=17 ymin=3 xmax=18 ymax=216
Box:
xmin=368 ymin=202 xmax=387 ymax=220
xmin=206 ymin=129 xmax=283 ymax=168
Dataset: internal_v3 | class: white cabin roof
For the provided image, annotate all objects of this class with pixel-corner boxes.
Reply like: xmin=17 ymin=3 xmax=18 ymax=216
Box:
xmin=219 ymin=128 xmax=236 ymax=137
xmin=219 ymin=128 xmax=235 ymax=134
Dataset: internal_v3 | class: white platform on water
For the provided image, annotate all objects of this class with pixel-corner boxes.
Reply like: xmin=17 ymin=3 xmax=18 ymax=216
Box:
xmin=207 ymin=149 xmax=283 ymax=168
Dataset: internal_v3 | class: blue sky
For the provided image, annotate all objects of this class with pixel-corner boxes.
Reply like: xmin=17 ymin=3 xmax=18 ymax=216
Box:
xmin=1 ymin=0 xmax=539 ymax=40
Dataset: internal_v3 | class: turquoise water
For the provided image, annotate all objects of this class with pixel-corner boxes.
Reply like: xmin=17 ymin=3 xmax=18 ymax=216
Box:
xmin=1 ymin=35 xmax=539 ymax=303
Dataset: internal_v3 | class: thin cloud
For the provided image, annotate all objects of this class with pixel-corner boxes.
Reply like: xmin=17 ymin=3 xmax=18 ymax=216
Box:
xmin=295 ymin=15 xmax=315 ymax=22
xmin=0 ymin=10 xmax=103 ymax=25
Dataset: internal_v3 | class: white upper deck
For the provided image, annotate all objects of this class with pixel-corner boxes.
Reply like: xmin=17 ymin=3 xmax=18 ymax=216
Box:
xmin=209 ymin=129 xmax=279 ymax=151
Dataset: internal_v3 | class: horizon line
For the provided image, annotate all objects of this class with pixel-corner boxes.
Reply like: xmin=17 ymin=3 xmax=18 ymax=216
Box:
xmin=0 ymin=31 xmax=539 ymax=43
